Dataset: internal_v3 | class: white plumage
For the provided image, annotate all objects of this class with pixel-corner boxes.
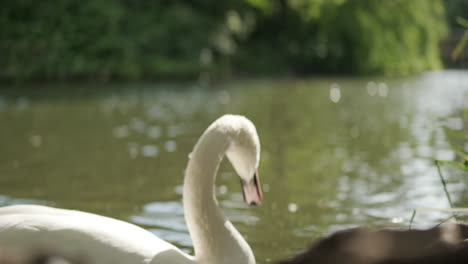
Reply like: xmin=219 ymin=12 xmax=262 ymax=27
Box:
xmin=0 ymin=115 xmax=263 ymax=264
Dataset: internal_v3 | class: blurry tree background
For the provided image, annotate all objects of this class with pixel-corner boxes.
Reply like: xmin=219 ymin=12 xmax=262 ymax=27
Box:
xmin=0 ymin=0 xmax=466 ymax=81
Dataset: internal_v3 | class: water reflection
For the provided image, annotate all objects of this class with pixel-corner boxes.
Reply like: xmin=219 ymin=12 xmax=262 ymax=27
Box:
xmin=0 ymin=96 xmax=6 ymax=111
xmin=0 ymin=71 xmax=467 ymax=263
xmin=0 ymin=195 xmax=49 ymax=207
xmin=131 ymin=201 xmax=191 ymax=250
xmin=16 ymin=96 xmax=29 ymax=110
xmin=132 ymin=201 xmax=187 ymax=231
xmin=130 ymin=191 xmax=259 ymax=252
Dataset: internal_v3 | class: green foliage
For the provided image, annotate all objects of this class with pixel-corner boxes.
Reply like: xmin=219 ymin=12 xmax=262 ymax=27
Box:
xmin=458 ymin=17 xmax=468 ymax=28
xmin=0 ymin=0 xmax=225 ymax=80
xmin=451 ymin=17 xmax=468 ymax=60
xmin=234 ymin=0 xmax=447 ymax=75
xmin=327 ymin=1 xmax=446 ymax=75
xmin=444 ymin=0 xmax=468 ymax=29
xmin=0 ymin=0 xmax=449 ymax=81
xmin=433 ymin=107 xmax=468 ymax=213
xmin=437 ymin=105 xmax=468 ymax=172
xmin=436 ymin=136 xmax=468 ymax=172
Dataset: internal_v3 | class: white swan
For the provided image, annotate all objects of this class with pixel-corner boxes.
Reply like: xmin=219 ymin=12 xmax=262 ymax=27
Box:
xmin=0 ymin=115 xmax=263 ymax=264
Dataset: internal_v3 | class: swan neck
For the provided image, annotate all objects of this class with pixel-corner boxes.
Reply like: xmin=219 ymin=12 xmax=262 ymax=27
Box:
xmin=183 ymin=128 xmax=229 ymax=259
xmin=183 ymin=127 xmax=255 ymax=264
xmin=184 ymin=129 xmax=228 ymax=200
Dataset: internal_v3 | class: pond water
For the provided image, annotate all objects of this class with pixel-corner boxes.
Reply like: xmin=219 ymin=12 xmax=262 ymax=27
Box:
xmin=0 ymin=70 xmax=467 ymax=263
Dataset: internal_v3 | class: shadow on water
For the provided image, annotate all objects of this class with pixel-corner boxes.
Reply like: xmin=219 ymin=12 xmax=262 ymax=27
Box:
xmin=0 ymin=71 xmax=467 ymax=262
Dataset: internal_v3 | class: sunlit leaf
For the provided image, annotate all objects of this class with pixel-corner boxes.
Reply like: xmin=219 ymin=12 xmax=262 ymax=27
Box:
xmin=452 ymin=30 xmax=468 ymax=61
xmin=450 ymin=143 xmax=468 ymax=157
xmin=444 ymin=127 xmax=468 ymax=141
xmin=457 ymin=17 xmax=468 ymax=28
xmin=436 ymin=160 xmax=468 ymax=171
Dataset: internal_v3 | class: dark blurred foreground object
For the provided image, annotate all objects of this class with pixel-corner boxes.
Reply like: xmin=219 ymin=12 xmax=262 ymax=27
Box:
xmin=280 ymin=222 xmax=468 ymax=264
xmin=0 ymin=249 xmax=82 ymax=264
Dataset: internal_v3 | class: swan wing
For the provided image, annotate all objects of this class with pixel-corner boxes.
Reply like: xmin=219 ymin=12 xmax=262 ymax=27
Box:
xmin=0 ymin=205 xmax=192 ymax=264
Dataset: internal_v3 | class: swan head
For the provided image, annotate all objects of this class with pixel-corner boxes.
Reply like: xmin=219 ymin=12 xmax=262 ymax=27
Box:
xmin=218 ymin=115 xmax=263 ymax=206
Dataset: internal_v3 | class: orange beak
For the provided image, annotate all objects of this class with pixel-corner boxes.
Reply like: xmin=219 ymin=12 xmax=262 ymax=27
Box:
xmin=241 ymin=170 xmax=263 ymax=206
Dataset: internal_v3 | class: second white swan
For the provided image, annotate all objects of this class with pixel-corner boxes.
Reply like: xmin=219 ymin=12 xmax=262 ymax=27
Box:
xmin=0 ymin=114 xmax=263 ymax=264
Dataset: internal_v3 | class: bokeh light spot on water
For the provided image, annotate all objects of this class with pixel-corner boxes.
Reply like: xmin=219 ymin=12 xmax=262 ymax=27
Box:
xmin=288 ymin=203 xmax=298 ymax=213
xmin=367 ymin=81 xmax=378 ymax=96
xmin=113 ymin=125 xmax=129 ymax=138
xmin=29 ymin=135 xmax=42 ymax=147
xmin=218 ymin=185 xmax=228 ymax=195
xmin=352 ymin=208 xmax=361 ymax=215
xmin=335 ymin=213 xmax=347 ymax=222
xmin=391 ymin=217 xmax=403 ymax=224
xmin=147 ymin=105 xmax=170 ymax=121
xmin=147 ymin=126 xmax=162 ymax=139
xmin=329 ymin=84 xmax=341 ymax=103
xmin=128 ymin=142 xmax=139 ymax=159
xmin=167 ymin=125 xmax=185 ymax=138
xmin=164 ymin=140 xmax=177 ymax=152
xmin=378 ymin=82 xmax=389 ymax=97
xmin=435 ymin=149 xmax=455 ymax=161
xmin=130 ymin=118 xmax=146 ymax=133
xmin=142 ymin=145 xmax=159 ymax=158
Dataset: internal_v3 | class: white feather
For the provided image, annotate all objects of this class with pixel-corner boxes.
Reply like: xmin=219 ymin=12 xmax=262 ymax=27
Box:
xmin=0 ymin=115 xmax=261 ymax=264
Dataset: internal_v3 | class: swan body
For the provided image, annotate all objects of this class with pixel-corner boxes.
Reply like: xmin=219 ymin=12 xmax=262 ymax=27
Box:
xmin=0 ymin=115 xmax=263 ymax=264
xmin=0 ymin=205 xmax=191 ymax=264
